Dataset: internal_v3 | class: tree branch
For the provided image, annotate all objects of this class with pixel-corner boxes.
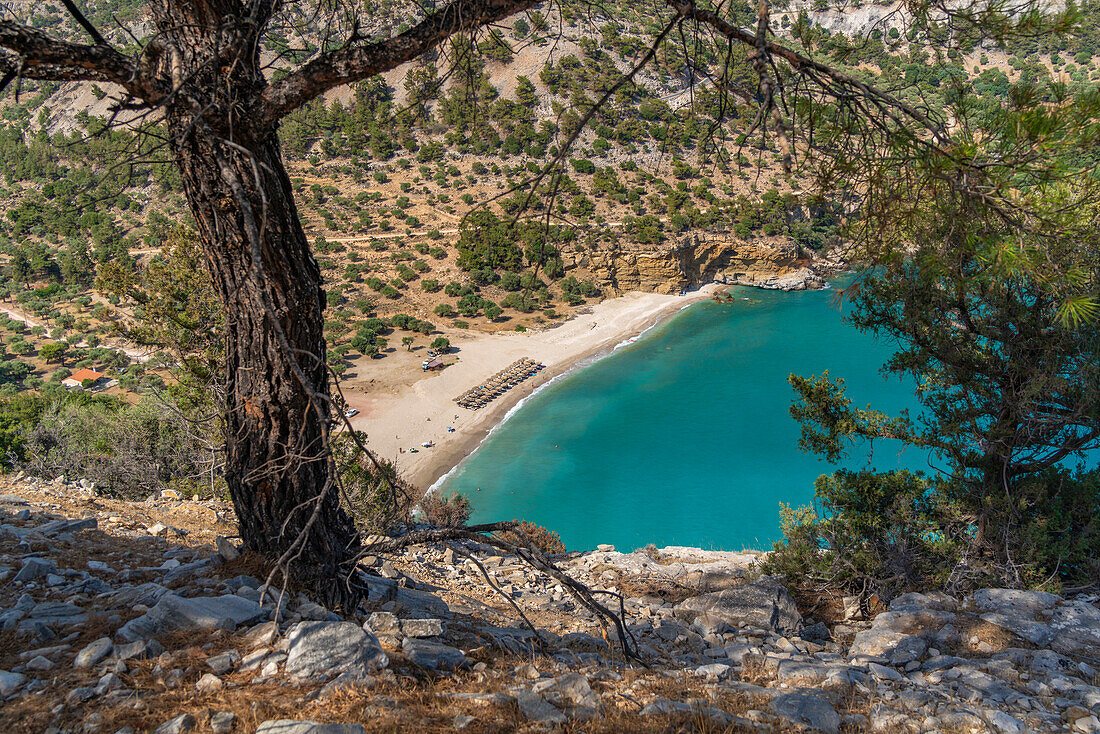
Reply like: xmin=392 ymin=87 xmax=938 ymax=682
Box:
xmin=0 ymin=21 xmax=158 ymax=100
xmin=662 ymin=0 xmax=951 ymax=146
xmin=255 ymin=0 xmax=538 ymax=130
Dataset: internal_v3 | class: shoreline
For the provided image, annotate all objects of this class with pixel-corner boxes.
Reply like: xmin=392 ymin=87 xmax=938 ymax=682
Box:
xmin=345 ymin=284 xmax=720 ymax=489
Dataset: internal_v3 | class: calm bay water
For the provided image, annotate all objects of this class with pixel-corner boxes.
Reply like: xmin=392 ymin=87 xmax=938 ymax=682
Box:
xmin=438 ymin=282 xmax=926 ymax=552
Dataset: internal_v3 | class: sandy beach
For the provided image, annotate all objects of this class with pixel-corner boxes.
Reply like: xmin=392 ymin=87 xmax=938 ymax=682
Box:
xmin=341 ymin=286 xmax=718 ymax=489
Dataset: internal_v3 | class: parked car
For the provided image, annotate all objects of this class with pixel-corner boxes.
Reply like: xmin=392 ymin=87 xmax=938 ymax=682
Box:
xmin=344 ymin=408 xmax=359 ymax=418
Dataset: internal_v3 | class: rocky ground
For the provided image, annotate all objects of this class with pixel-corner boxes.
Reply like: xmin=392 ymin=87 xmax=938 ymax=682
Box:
xmin=1 ymin=475 xmax=1099 ymax=733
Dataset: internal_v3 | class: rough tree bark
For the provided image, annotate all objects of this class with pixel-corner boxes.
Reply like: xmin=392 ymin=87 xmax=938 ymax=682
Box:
xmin=148 ymin=2 xmax=363 ymax=605
xmin=1 ymin=0 xmax=542 ymax=604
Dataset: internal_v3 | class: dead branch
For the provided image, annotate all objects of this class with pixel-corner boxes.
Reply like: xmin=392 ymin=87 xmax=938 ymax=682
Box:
xmin=364 ymin=522 xmax=644 ymax=663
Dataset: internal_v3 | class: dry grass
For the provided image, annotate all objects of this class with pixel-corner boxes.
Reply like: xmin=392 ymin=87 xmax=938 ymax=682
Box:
xmin=951 ymin=616 xmax=1019 ymax=656
xmin=784 ymin=586 xmax=849 ymax=626
xmin=0 ymin=644 xmax=802 ymax=734
xmin=4 ymin=477 xmax=236 ymax=548
xmin=0 ymin=480 xmax=872 ymax=734
xmin=737 ymin=654 xmax=771 ymax=688
xmin=217 ymin=550 xmax=286 ymax=587
xmin=0 ymin=604 xmax=840 ymax=734
xmin=617 ymin=576 xmax=698 ymax=605
xmin=0 ymin=630 xmax=24 ymax=671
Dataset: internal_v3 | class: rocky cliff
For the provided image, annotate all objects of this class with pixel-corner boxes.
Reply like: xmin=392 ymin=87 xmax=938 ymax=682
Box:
xmin=564 ymin=232 xmax=830 ymax=296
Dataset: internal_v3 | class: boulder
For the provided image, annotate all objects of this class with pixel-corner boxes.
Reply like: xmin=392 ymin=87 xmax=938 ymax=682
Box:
xmin=296 ymin=601 xmax=340 ymax=621
xmin=674 ymin=577 xmax=802 ymax=634
xmin=25 ymin=655 xmax=54 ymax=671
xmin=515 ymin=690 xmax=567 ymax=725
xmin=154 ymin=714 xmax=196 ymax=734
xmin=987 ymin=710 xmax=1027 ymax=734
xmin=980 ymin=612 xmax=1056 ymax=647
xmin=23 ymin=602 xmax=88 ymax=630
xmin=74 ymin=637 xmax=113 ymax=669
xmin=770 ymin=693 xmax=840 ymax=734
xmin=849 ymin=628 xmax=927 ymax=665
xmin=1050 ymin=600 xmax=1100 ymax=657
xmin=366 ymin=612 xmax=400 ymax=635
xmin=0 ymin=670 xmax=26 ymax=696
xmin=66 ymin=686 xmax=96 ymax=704
xmin=402 ymin=638 xmax=466 ymax=670
xmin=871 ymin=610 xmax=957 ymax=637
xmin=244 ymin=620 xmax=279 ymax=648
xmin=361 ymin=576 xmax=451 ymax=618
xmin=866 ymin=662 xmax=904 ymax=681
xmin=14 ymin=557 xmax=57 ymax=582
xmin=969 ymin=589 xmax=1061 ymax=616
xmin=639 ymin=698 xmax=734 ymax=727
xmin=776 ymin=659 xmax=830 ymax=685
xmin=255 ymin=722 xmax=366 ymax=734
xmin=107 ymin=582 xmax=172 ymax=608
xmin=114 ymin=638 xmax=165 ymax=661
xmin=118 ymin=594 xmax=268 ymax=641
xmin=37 ymin=517 xmax=97 ymax=535
xmin=285 ymin=621 xmax=388 ymax=680
xmin=95 ymin=672 xmax=124 ymax=695
xmin=888 ymin=591 xmax=958 ymax=613
xmin=695 ymin=663 xmax=732 ymax=680
xmin=401 ymin=618 xmax=445 ymax=638
xmin=195 ymin=673 xmax=224 ymax=693
xmin=1073 ymin=715 xmax=1100 ymax=734
xmin=534 ymin=672 xmax=598 ymax=710
xmin=206 ymin=650 xmax=240 ymax=674
xmin=801 ymin=621 xmax=832 ymax=643
xmin=210 ymin=712 xmax=236 ymax=734
xmin=161 ymin=558 xmax=215 ymax=584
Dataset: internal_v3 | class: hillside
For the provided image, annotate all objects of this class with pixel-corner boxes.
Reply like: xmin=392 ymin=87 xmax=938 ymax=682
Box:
xmin=1 ymin=0 xmax=1096 ymax=406
xmin=0 ymin=1 xmax=837 ymax=404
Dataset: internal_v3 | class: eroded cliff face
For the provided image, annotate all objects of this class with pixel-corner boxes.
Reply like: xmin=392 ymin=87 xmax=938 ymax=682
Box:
xmin=563 ymin=232 xmax=826 ymax=295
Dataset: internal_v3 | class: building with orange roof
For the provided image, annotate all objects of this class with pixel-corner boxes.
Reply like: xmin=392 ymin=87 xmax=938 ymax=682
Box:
xmin=61 ymin=368 xmax=107 ymax=390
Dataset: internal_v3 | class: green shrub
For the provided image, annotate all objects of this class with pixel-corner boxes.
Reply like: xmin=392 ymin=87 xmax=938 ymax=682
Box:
xmin=23 ymin=397 xmax=216 ymax=499
xmin=334 ymin=432 xmax=414 ymax=532
xmin=762 ymin=470 xmax=956 ymax=598
xmin=762 ymin=467 xmax=1100 ymax=598
xmin=420 ymin=490 xmax=471 ymax=527
xmin=497 ymin=521 xmax=566 ymax=554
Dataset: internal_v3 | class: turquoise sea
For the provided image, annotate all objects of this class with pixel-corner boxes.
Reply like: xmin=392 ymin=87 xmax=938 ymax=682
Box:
xmin=437 ymin=282 xmax=927 ymax=552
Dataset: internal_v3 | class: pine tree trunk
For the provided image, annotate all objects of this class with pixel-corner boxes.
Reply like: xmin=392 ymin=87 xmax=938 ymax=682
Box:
xmin=156 ymin=4 xmax=362 ymax=607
